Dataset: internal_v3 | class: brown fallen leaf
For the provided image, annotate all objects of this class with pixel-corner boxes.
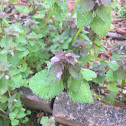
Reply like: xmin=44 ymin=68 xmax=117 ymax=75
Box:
xmin=116 ymin=28 xmax=126 ymax=34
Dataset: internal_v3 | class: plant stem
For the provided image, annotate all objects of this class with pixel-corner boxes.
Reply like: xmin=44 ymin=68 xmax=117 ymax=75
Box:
xmin=40 ymin=8 xmax=53 ymax=34
xmin=51 ymin=16 xmax=55 ymax=26
xmin=121 ymin=80 xmax=125 ymax=89
xmin=72 ymin=26 xmax=83 ymax=44
xmin=71 ymin=0 xmax=78 ymax=17
xmin=91 ymin=91 xmax=126 ymax=107
xmin=8 ymin=90 xmax=11 ymax=97
xmin=1 ymin=0 xmax=4 ymax=11
xmin=0 ymin=113 xmax=10 ymax=120
xmin=120 ymin=79 xmax=126 ymax=101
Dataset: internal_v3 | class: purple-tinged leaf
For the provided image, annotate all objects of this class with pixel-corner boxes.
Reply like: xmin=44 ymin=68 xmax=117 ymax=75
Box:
xmin=101 ymin=0 xmax=111 ymax=6
xmin=68 ymin=64 xmax=80 ymax=80
xmin=79 ymin=0 xmax=95 ymax=13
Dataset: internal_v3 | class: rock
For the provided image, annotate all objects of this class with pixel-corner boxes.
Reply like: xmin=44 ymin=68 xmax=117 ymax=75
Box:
xmin=18 ymin=87 xmax=52 ymax=113
xmin=53 ymin=92 xmax=126 ymax=126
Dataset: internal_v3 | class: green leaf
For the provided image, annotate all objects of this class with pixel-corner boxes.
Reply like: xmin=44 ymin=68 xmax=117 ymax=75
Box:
xmin=68 ymin=76 xmax=81 ymax=92
xmin=8 ymin=67 xmax=20 ymax=76
xmin=32 ymin=10 xmax=45 ymax=19
xmin=17 ymin=112 xmax=26 ymax=119
xmin=105 ymin=92 xmax=117 ymax=102
xmin=28 ymin=44 xmax=40 ymax=53
xmin=107 ymin=82 xmax=119 ymax=92
xmin=15 ymin=5 xmax=33 ymax=15
xmin=0 ymin=95 xmax=8 ymax=103
xmin=56 ymin=0 xmax=68 ymax=10
xmin=29 ymin=70 xmax=64 ymax=99
xmin=96 ymin=6 xmax=111 ymax=22
xmin=79 ymin=0 xmax=95 ymax=13
xmin=0 ymin=78 xmax=8 ymax=95
xmin=106 ymin=70 xmax=117 ymax=81
xmin=77 ymin=11 xmax=93 ymax=28
xmin=11 ymin=119 xmax=19 ymax=126
xmin=15 ymin=35 xmax=27 ymax=44
xmin=117 ymin=67 xmax=126 ymax=81
xmin=93 ymin=76 xmax=105 ymax=84
xmin=90 ymin=16 xmax=111 ymax=37
xmin=17 ymin=50 xmax=29 ymax=59
xmin=43 ymin=0 xmax=52 ymax=8
xmin=53 ymin=2 xmax=68 ymax=21
xmin=108 ymin=61 xmax=119 ymax=71
xmin=0 ymin=103 xmax=7 ymax=111
xmin=81 ymin=68 xmax=97 ymax=81
xmin=68 ymin=80 xmax=93 ymax=103
xmin=9 ymin=74 xmax=23 ymax=88
xmin=40 ymin=116 xmax=55 ymax=126
xmin=0 ymin=72 xmax=4 ymax=79
xmin=8 ymin=55 xmax=19 ymax=66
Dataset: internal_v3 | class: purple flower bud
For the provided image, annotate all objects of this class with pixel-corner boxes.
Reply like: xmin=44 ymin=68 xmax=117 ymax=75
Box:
xmin=81 ymin=28 xmax=85 ymax=32
xmin=5 ymin=75 xmax=9 ymax=80
xmin=51 ymin=56 xmax=59 ymax=65
xmin=13 ymin=99 xmax=18 ymax=102
xmin=112 ymin=48 xmax=118 ymax=52
xmin=89 ymin=66 xmax=93 ymax=69
xmin=120 ymin=46 xmax=123 ymax=50
xmin=36 ymin=38 xmax=38 ymax=40
xmin=95 ymin=0 xmax=101 ymax=6
xmin=95 ymin=0 xmax=99 ymax=3
xmin=98 ymin=2 xmax=101 ymax=6
xmin=96 ymin=72 xmax=98 ymax=74
xmin=56 ymin=72 xmax=62 ymax=79
xmin=6 ymin=68 xmax=9 ymax=71
xmin=87 ymin=25 xmax=90 ymax=29
xmin=66 ymin=53 xmax=72 ymax=57
xmin=11 ymin=52 xmax=14 ymax=57
xmin=51 ymin=116 xmax=55 ymax=121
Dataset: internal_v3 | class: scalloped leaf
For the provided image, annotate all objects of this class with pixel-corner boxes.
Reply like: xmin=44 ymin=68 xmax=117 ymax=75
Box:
xmin=77 ymin=11 xmax=93 ymax=28
xmin=79 ymin=0 xmax=95 ymax=13
xmin=68 ymin=76 xmax=81 ymax=92
xmin=53 ymin=2 xmax=68 ymax=21
xmin=81 ymin=68 xmax=97 ymax=81
xmin=15 ymin=5 xmax=33 ymax=15
xmin=68 ymin=80 xmax=93 ymax=103
xmin=0 ymin=78 xmax=8 ymax=95
xmin=56 ymin=0 xmax=68 ymax=10
xmin=8 ymin=74 xmax=23 ymax=88
xmin=106 ymin=70 xmax=117 ymax=81
xmin=90 ymin=16 xmax=111 ymax=37
xmin=96 ymin=6 xmax=111 ymax=22
xmin=68 ymin=64 xmax=81 ymax=80
xmin=108 ymin=61 xmax=119 ymax=71
xmin=93 ymin=76 xmax=105 ymax=84
xmin=107 ymin=82 xmax=119 ymax=92
xmin=117 ymin=67 xmax=126 ymax=81
xmin=105 ymin=92 xmax=117 ymax=102
xmin=29 ymin=70 xmax=64 ymax=99
xmin=101 ymin=0 xmax=111 ymax=6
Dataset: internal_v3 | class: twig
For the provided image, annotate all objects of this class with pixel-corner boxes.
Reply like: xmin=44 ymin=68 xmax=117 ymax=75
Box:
xmin=0 ymin=113 xmax=10 ymax=120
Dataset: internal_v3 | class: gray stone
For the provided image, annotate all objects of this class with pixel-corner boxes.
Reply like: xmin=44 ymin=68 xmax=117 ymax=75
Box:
xmin=53 ymin=92 xmax=126 ymax=126
xmin=18 ymin=87 xmax=52 ymax=113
